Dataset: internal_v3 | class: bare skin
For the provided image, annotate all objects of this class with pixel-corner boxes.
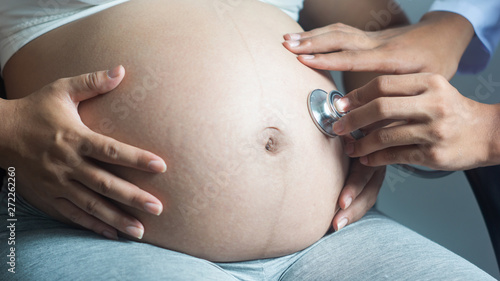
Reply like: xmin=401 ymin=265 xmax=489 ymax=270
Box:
xmin=4 ymin=0 xmax=348 ymax=261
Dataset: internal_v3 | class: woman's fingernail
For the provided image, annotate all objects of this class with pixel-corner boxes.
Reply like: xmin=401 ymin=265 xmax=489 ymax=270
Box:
xmin=288 ymin=33 xmax=301 ymax=40
xmin=148 ymin=160 xmax=167 ymax=173
xmin=102 ymin=230 xmax=118 ymax=240
xmin=107 ymin=65 xmax=122 ymax=78
xmin=126 ymin=225 xmax=144 ymax=239
xmin=333 ymin=120 xmax=344 ymax=134
xmin=344 ymin=197 xmax=353 ymax=209
xmin=144 ymin=202 xmax=163 ymax=216
xmin=286 ymin=40 xmax=300 ymax=47
xmin=335 ymin=97 xmax=350 ymax=113
xmin=360 ymin=156 xmax=368 ymax=165
xmin=337 ymin=217 xmax=348 ymax=231
xmin=345 ymin=142 xmax=354 ymax=155
xmin=300 ymin=55 xmax=315 ymax=60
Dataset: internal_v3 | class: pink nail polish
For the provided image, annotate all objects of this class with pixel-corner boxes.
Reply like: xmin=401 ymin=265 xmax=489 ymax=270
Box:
xmin=144 ymin=202 xmax=163 ymax=216
xmin=300 ymin=55 xmax=315 ymax=60
xmin=344 ymin=197 xmax=353 ymax=209
xmin=107 ymin=65 xmax=122 ymax=78
xmin=125 ymin=225 xmax=144 ymax=239
xmin=337 ymin=217 xmax=348 ymax=231
xmin=148 ymin=160 xmax=167 ymax=173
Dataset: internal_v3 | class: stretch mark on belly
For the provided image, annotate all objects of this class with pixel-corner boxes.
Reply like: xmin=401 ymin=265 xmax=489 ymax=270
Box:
xmin=225 ymin=12 xmax=265 ymax=102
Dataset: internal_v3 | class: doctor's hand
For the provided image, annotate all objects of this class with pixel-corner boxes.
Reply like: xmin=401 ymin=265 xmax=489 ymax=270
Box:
xmin=283 ymin=11 xmax=474 ymax=79
xmin=331 ymin=73 xmax=500 ymax=171
xmin=0 ymin=66 xmax=166 ymax=240
xmin=332 ymin=159 xmax=385 ymax=231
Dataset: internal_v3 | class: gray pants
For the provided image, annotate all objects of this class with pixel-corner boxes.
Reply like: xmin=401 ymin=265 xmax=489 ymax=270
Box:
xmin=0 ymin=186 xmax=494 ymax=280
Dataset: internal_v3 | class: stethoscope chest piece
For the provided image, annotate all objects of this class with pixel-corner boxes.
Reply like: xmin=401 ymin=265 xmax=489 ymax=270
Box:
xmin=307 ymin=88 xmax=453 ymax=179
xmin=307 ymin=89 xmax=345 ymax=138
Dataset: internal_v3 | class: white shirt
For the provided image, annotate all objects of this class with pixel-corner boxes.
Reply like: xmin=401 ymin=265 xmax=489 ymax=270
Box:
xmin=259 ymin=0 xmax=303 ymax=21
xmin=0 ymin=0 xmax=304 ymax=74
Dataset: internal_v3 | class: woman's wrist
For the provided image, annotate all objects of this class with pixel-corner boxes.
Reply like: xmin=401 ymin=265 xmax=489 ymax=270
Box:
xmin=0 ymin=98 xmax=18 ymax=169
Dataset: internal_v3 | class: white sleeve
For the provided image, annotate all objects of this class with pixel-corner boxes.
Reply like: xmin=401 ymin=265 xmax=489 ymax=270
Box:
xmin=429 ymin=0 xmax=500 ymax=74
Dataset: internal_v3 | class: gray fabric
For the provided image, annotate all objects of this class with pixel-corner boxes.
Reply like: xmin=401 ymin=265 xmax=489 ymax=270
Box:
xmin=0 ymin=185 xmax=494 ymax=281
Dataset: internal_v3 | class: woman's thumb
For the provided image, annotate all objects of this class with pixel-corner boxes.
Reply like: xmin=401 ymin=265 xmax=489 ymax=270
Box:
xmin=63 ymin=65 xmax=125 ymax=103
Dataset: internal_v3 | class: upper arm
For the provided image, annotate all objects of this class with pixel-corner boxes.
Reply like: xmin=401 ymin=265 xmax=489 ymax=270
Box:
xmin=299 ymin=0 xmax=409 ymax=31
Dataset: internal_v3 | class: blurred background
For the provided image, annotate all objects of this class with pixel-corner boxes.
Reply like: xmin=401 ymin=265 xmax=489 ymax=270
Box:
xmin=331 ymin=0 xmax=500 ymax=278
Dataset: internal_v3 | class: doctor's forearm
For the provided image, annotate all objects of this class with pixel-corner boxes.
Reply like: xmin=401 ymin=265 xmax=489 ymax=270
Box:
xmin=418 ymin=11 xmax=474 ymax=77
xmin=484 ymin=103 xmax=500 ymax=167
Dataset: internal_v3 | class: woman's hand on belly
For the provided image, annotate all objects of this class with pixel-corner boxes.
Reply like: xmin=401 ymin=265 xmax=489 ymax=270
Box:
xmin=332 ymin=158 xmax=386 ymax=231
xmin=3 ymin=0 xmax=350 ymax=261
xmin=0 ymin=66 xmax=166 ymax=240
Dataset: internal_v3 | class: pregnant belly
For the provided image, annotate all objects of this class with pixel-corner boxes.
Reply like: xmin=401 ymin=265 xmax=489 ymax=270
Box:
xmin=4 ymin=0 xmax=349 ymax=261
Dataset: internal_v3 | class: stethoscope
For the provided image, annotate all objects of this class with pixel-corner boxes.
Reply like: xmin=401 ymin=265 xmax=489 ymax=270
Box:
xmin=307 ymin=89 xmax=454 ymax=179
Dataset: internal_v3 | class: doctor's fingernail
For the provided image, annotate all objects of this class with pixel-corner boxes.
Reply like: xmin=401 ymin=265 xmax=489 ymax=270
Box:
xmin=107 ymin=65 xmax=123 ymax=78
xmin=144 ymin=202 xmax=163 ymax=216
xmin=345 ymin=143 xmax=354 ymax=155
xmin=337 ymin=217 xmax=348 ymax=231
xmin=333 ymin=120 xmax=344 ymax=134
xmin=335 ymin=97 xmax=350 ymax=113
xmin=148 ymin=160 xmax=167 ymax=173
xmin=286 ymin=40 xmax=300 ymax=47
xmin=300 ymin=55 xmax=315 ymax=60
xmin=287 ymin=33 xmax=301 ymax=40
xmin=126 ymin=225 xmax=144 ymax=239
